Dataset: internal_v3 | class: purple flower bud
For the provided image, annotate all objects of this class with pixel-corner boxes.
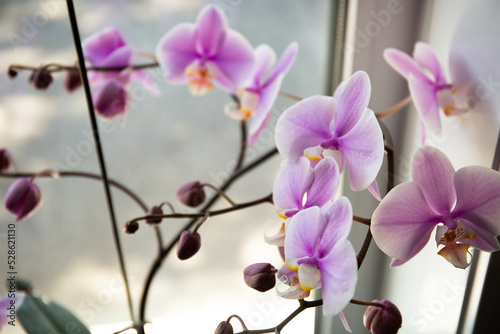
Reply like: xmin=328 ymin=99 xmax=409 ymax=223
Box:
xmin=146 ymin=206 xmax=164 ymax=225
xmin=4 ymin=177 xmax=41 ymax=221
xmin=363 ymin=299 xmax=402 ymax=334
xmin=177 ymin=230 xmax=201 ymax=260
xmin=8 ymin=68 xmax=18 ymax=78
xmin=29 ymin=68 xmax=53 ymax=90
xmin=123 ymin=221 xmax=139 ymax=234
xmin=243 ymin=263 xmax=277 ymax=292
xmin=0 ymin=149 xmax=12 ymax=172
xmin=176 ymin=181 xmax=206 ymax=207
xmin=214 ymin=321 xmax=233 ymax=334
xmin=92 ymin=78 xmax=129 ymax=119
xmin=64 ymin=69 xmax=82 ymax=92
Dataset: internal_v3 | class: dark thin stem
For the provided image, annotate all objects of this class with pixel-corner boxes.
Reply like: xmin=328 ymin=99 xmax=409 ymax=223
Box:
xmin=236 ymin=299 xmax=323 ymax=334
xmin=131 ymin=194 xmax=273 ymax=224
xmin=356 ymin=136 xmax=396 ymax=269
xmin=8 ymin=61 xmax=159 ymax=74
xmin=236 ymin=120 xmax=248 ymax=170
xmin=66 ymin=0 xmax=135 ymax=323
xmin=202 ymin=183 xmax=235 ymax=206
xmin=350 ymin=299 xmax=385 ymax=308
xmin=0 ymin=171 xmax=147 ymax=212
xmin=138 ymin=147 xmax=279 ymax=322
xmin=353 ymin=215 xmax=371 ymax=226
xmin=278 ymin=91 xmax=303 ymax=102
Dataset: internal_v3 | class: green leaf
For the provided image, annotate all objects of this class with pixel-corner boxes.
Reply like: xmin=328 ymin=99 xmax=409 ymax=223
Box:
xmin=17 ymin=295 xmax=91 ymax=334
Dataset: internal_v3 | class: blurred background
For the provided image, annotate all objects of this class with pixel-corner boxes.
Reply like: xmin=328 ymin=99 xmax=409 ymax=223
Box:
xmin=1 ymin=0 xmax=500 ymax=333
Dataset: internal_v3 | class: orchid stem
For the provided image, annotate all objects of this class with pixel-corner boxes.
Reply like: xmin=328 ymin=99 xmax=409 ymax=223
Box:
xmin=353 ymin=215 xmax=371 ymax=226
xmin=201 ymin=183 xmax=235 ymax=206
xmin=350 ymin=299 xmax=385 ymax=308
xmin=376 ymin=95 xmax=412 ymax=119
xmin=133 ymin=194 xmax=272 ymax=225
xmin=0 ymin=170 xmax=148 ymax=212
xmin=138 ymin=147 xmax=279 ymax=323
xmin=236 ymin=120 xmax=247 ymax=170
xmin=278 ymin=91 xmax=302 ymax=102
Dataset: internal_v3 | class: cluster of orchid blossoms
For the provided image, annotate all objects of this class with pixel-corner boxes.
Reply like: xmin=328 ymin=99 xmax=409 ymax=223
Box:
xmin=3 ymin=4 xmax=500 ymax=334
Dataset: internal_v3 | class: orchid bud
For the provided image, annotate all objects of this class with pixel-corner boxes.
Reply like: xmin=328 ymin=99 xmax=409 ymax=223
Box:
xmin=363 ymin=299 xmax=402 ymax=334
xmin=177 ymin=230 xmax=201 ymax=260
xmin=214 ymin=321 xmax=233 ymax=334
xmin=29 ymin=68 xmax=53 ymax=90
xmin=243 ymin=263 xmax=277 ymax=292
xmin=123 ymin=221 xmax=139 ymax=234
xmin=64 ymin=69 xmax=82 ymax=92
xmin=146 ymin=205 xmax=164 ymax=225
xmin=4 ymin=177 xmax=41 ymax=221
xmin=176 ymin=181 xmax=206 ymax=207
xmin=8 ymin=68 xmax=18 ymax=78
xmin=0 ymin=149 xmax=12 ymax=171
xmin=92 ymin=78 xmax=129 ymax=119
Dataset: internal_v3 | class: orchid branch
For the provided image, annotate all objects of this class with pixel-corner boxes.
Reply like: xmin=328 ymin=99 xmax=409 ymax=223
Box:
xmin=138 ymin=147 xmax=280 ymax=323
xmin=129 ymin=193 xmax=273 ymax=225
xmin=376 ymin=95 xmax=412 ymax=119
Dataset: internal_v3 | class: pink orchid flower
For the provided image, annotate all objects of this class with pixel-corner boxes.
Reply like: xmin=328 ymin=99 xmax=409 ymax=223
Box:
xmin=156 ymin=5 xmax=254 ymax=95
xmin=384 ymin=42 xmax=458 ymax=143
xmin=226 ymin=43 xmax=298 ymax=146
xmin=371 ymin=146 xmax=500 ymax=269
xmin=83 ymin=26 xmax=158 ymax=92
xmin=275 ymin=71 xmax=384 ymax=196
xmin=277 ymin=201 xmax=357 ymax=317
xmin=266 ymin=157 xmax=340 ymax=246
xmin=83 ymin=26 xmax=158 ymax=119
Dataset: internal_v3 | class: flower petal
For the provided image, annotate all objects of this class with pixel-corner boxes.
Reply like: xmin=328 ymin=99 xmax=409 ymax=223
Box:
xmin=318 ymin=197 xmax=353 ymax=255
xmin=367 ymin=180 xmax=382 ymax=201
xmin=273 ymin=157 xmax=314 ymax=214
xmin=453 ymin=165 xmax=500 ymax=236
xmin=458 ymin=218 xmax=500 ymax=252
xmin=276 ymin=96 xmax=335 ymax=161
xmin=411 ymin=146 xmax=457 ymax=215
xmin=265 ymin=42 xmax=298 ymax=85
xmin=371 ymin=182 xmax=441 ymax=263
xmin=304 ymin=157 xmax=340 ymax=208
xmin=413 ymin=42 xmax=447 ymax=85
xmin=333 ymin=81 xmax=345 ymax=101
xmin=156 ymin=23 xmax=197 ymax=79
xmin=250 ymin=44 xmax=277 ymax=86
xmin=82 ymin=26 xmax=127 ymax=66
xmin=383 ymin=48 xmax=427 ymax=81
xmin=334 ymin=71 xmax=371 ymax=136
xmin=194 ymin=5 xmax=227 ymax=56
xmin=337 ymin=108 xmax=384 ymax=191
xmin=318 ymin=239 xmax=357 ymax=316
xmin=408 ymin=74 xmax=441 ymax=134
xmin=285 ymin=206 xmax=326 ymax=259
xmin=92 ymin=79 xmax=129 ymax=119
xmin=98 ymin=46 xmax=134 ymax=81
xmin=211 ymin=30 xmax=254 ymax=92
xmin=131 ymin=69 xmax=160 ymax=95
xmin=298 ymin=263 xmax=322 ymax=291
xmin=248 ymin=74 xmax=283 ymax=147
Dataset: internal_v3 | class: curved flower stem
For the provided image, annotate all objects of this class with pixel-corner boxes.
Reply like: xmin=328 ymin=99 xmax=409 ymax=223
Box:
xmin=236 ymin=120 xmax=248 ymax=170
xmin=350 ymin=299 xmax=385 ymax=308
xmin=353 ymin=215 xmax=371 ymax=226
xmin=376 ymin=95 xmax=412 ymax=119
xmin=138 ymin=147 xmax=279 ymax=323
xmin=236 ymin=299 xmax=323 ymax=334
xmin=0 ymin=170 xmax=148 ymax=212
xmin=201 ymin=183 xmax=235 ymax=206
xmin=278 ymin=91 xmax=303 ymax=102
xmin=130 ymin=193 xmax=273 ymax=225
xmin=356 ymin=129 xmax=396 ymax=269
xmin=8 ymin=61 xmax=159 ymax=75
